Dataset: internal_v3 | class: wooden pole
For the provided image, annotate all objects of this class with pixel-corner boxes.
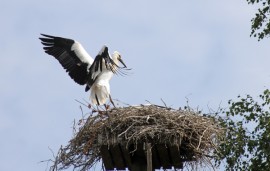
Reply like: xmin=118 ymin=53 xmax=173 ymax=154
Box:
xmin=146 ymin=143 xmax=152 ymax=171
xmin=130 ymin=143 xmax=153 ymax=171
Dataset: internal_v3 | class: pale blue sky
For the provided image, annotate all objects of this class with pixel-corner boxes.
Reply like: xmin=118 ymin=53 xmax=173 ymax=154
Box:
xmin=1 ymin=0 xmax=270 ymax=171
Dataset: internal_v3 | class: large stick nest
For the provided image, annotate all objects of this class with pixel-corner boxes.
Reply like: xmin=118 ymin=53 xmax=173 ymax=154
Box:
xmin=50 ymin=104 xmax=224 ymax=171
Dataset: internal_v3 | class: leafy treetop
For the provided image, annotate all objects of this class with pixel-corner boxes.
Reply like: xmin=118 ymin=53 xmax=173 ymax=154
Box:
xmin=247 ymin=0 xmax=270 ymax=40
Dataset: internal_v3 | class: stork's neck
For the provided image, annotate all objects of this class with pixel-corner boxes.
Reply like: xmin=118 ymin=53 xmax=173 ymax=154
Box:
xmin=112 ymin=52 xmax=120 ymax=65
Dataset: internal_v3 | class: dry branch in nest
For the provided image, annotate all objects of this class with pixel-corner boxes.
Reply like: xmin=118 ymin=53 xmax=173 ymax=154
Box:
xmin=50 ymin=104 xmax=224 ymax=171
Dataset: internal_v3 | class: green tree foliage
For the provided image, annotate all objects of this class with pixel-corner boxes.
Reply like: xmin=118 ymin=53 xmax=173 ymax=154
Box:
xmin=218 ymin=89 xmax=270 ymax=170
xmin=247 ymin=0 xmax=270 ymax=40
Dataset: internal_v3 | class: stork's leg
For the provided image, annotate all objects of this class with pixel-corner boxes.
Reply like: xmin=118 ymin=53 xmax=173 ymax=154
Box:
xmin=109 ymin=95 xmax=116 ymax=108
xmin=104 ymin=104 xmax=108 ymax=110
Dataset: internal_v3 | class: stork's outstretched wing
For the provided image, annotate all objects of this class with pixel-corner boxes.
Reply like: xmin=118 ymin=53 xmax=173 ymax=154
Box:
xmin=39 ymin=34 xmax=94 ymax=85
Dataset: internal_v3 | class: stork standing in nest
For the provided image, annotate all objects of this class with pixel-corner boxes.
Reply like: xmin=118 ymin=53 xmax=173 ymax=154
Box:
xmin=39 ymin=34 xmax=128 ymax=108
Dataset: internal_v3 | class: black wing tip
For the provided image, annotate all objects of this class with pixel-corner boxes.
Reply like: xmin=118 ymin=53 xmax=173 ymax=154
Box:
xmin=104 ymin=46 xmax=109 ymax=55
xmin=104 ymin=45 xmax=108 ymax=51
xmin=85 ymin=85 xmax=90 ymax=92
xmin=40 ymin=33 xmax=54 ymax=38
xmin=99 ymin=45 xmax=109 ymax=54
xmin=39 ymin=34 xmax=58 ymax=46
xmin=39 ymin=34 xmax=57 ymax=42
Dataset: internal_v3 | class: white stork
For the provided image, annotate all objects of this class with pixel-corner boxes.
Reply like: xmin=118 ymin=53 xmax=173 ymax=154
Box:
xmin=39 ymin=34 xmax=128 ymax=107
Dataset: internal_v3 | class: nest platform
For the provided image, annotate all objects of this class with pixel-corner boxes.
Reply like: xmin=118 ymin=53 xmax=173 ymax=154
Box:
xmin=50 ymin=105 xmax=223 ymax=171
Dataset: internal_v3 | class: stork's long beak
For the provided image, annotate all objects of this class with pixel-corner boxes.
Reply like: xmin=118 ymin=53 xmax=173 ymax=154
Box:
xmin=118 ymin=58 xmax=127 ymax=68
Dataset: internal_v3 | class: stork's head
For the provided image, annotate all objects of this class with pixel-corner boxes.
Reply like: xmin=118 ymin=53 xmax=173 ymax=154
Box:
xmin=113 ymin=51 xmax=127 ymax=68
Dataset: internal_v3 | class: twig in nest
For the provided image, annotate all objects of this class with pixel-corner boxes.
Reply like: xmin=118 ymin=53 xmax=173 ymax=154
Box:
xmin=75 ymin=99 xmax=89 ymax=108
xmin=161 ymin=98 xmax=167 ymax=107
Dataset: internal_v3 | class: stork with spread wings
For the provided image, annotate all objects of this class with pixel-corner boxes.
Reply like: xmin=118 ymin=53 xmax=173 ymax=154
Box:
xmin=39 ymin=34 xmax=128 ymax=107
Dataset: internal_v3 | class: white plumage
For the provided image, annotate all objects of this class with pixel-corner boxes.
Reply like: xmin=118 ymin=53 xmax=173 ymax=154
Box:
xmin=39 ymin=34 xmax=127 ymax=106
xmin=90 ymin=74 xmax=111 ymax=105
xmin=71 ymin=41 xmax=94 ymax=65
